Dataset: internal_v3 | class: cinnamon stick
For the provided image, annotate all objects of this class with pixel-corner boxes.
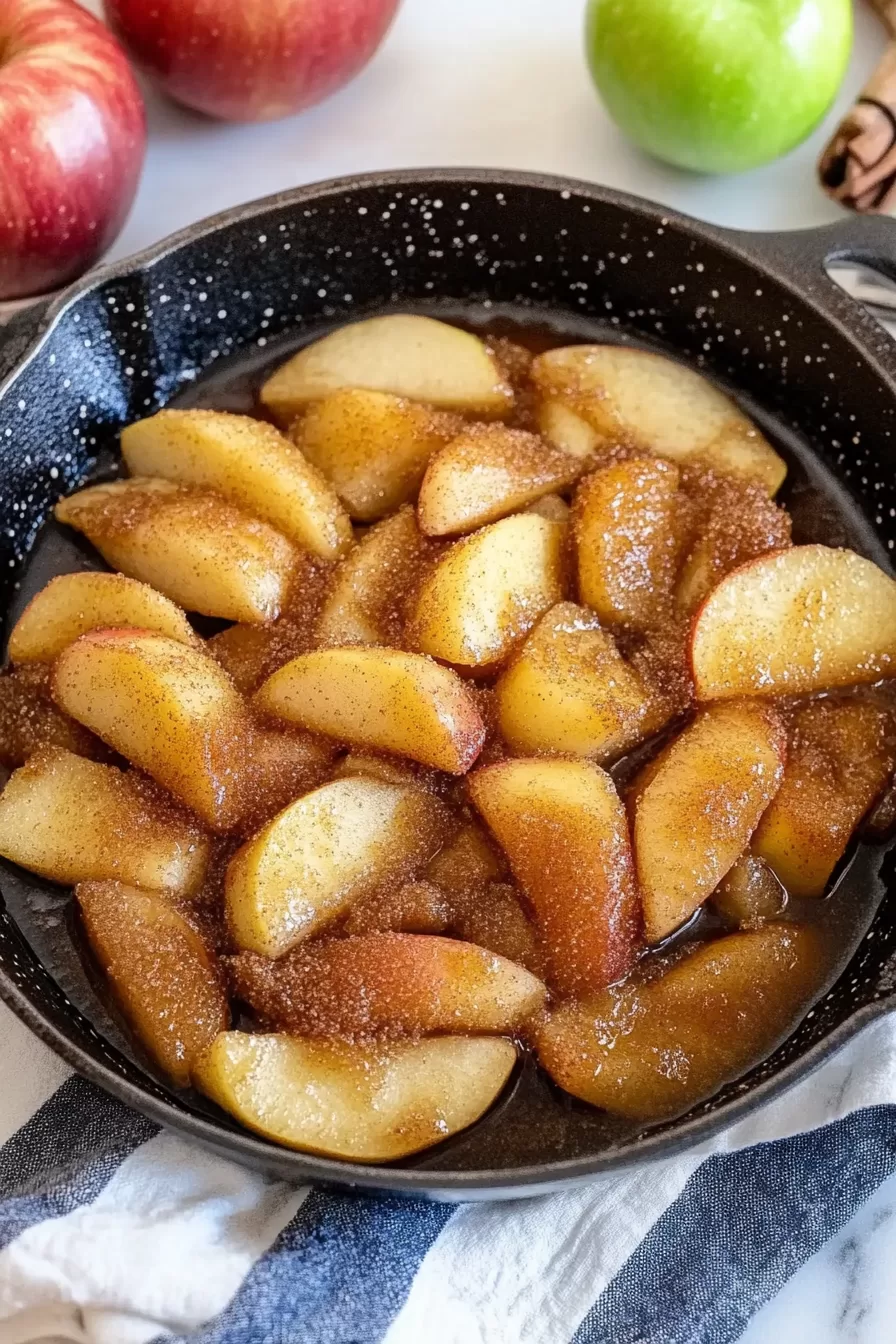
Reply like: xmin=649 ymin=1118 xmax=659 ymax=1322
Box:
xmin=819 ymin=1 xmax=896 ymax=212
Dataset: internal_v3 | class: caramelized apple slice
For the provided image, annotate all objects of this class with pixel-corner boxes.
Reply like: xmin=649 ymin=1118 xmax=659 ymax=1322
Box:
xmin=333 ymin=752 xmax=420 ymax=787
xmin=228 ymin=933 xmax=546 ymax=1038
xmin=120 ymin=408 xmax=351 ymax=560
xmin=294 ymin=389 xmax=459 ymax=521
xmin=8 ymin=572 xmax=201 ymax=664
xmin=315 ymin=506 xmax=437 ymax=648
xmin=254 ymin=647 xmax=485 ymax=773
xmin=691 ymin=546 xmax=896 ymax=699
xmin=712 ymin=854 xmax=786 ymax=929
xmin=632 ymin=700 xmax=786 ymax=943
xmin=424 ymin=820 xmax=507 ymax=896
xmin=56 ymin=479 xmax=298 ymax=625
xmin=753 ymin=697 xmax=896 ymax=897
xmin=495 ymin=602 xmax=667 ymax=762
xmin=260 ymin=314 xmax=513 ymax=422
xmin=234 ymin=728 xmax=336 ymax=836
xmin=574 ymin=459 xmax=687 ymax=631
xmin=454 ymin=882 xmax=544 ymax=976
xmin=469 ymin=757 xmax=640 ymax=996
xmin=417 ymin=425 xmax=581 ymax=537
xmin=225 ymin=778 xmax=450 ymax=958
xmin=0 ymin=664 xmax=104 ymax=768
xmin=535 ymin=924 xmax=821 ymax=1120
xmin=536 ymin=399 xmax=600 ymax=460
xmin=405 ymin=514 xmax=566 ymax=671
xmin=79 ymin=882 xmax=228 ymax=1086
xmin=0 ymin=748 xmax=208 ymax=894
xmin=343 ymin=879 xmax=452 ymax=935
xmin=193 ymin=1032 xmax=516 ymax=1162
xmin=526 ymin=494 xmax=571 ymax=523
xmin=531 ymin=345 xmax=787 ymax=494
xmin=53 ymin=631 xmax=253 ymax=831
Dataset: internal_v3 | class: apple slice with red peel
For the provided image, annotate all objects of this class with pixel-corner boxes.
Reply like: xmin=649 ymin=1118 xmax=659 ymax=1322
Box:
xmin=417 ymin=424 xmax=582 ymax=537
xmin=753 ymin=696 xmax=896 ymax=898
xmin=227 ymin=933 xmax=546 ymax=1038
xmin=535 ymin=923 xmax=822 ymax=1121
xmin=53 ymin=630 xmax=254 ymax=831
xmin=120 ymin=409 xmax=351 ymax=560
xmin=469 ymin=757 xmax=640 ymax=996
xmin=78 ymin=882 xmax=228 ymax=1087
xmin=632 ymin=700 xmax=786 ymax=943
xmin=225 ymin=777 xmax=450 ymax=958
xmin=0 ymin=747 xmax=209 ymax=895
xmin=56 ymin=479 xmax=298 ymax=625
xmin=531 ymin=345 xmax=787 ymax=494
xmin=261 ymin=315 xmax=513 ymax=423
xmin=690 ymin=545 xmax=896 ymax=700
xmin=193 ymin=1032 xmax=516 ymax=1162
xmin=254 ymin=646 xmax=485 ymax=774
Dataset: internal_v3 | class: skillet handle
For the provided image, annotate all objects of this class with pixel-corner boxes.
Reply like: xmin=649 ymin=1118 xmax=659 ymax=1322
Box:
xmin=0 ymin=297 xmax=55 ymax=390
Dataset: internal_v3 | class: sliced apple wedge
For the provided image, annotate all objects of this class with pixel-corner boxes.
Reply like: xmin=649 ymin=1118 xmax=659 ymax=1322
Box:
xmin=417 ymin=424 xmax=582 ymax=537
xmin=632 ymin=700 xmax=786 ymax=943
xmin=526 ymin=494 xmax=571 ymax=523
xmin=254 ymin=647 xmax=485 ymax=774
xmin=574 ymin=458 xmax=687 ymax=631
xmin=531 ymin=345 xmax=787 ymax=494
xmin=193 ymin=1031 xmax=516 ymax=1162
xmin=234 ymin=728 xmax=336 ymax=836
xmin=52 ymin=631 xmax=254 ymax=831
xmin=0 ymin=664 xmax=105 ymax=768
xmin=294 ymin=388 xmax=460 ymax=521
xmin=56 ymin=479 xmax=298 ymax=625
xmin=496 ymin=602 xmax=668 ymax=762
xmin=8 ymin=572 xmax=201 ymax=664
xmin=0 ymin=748 xmax=208 ymax=895
xmin=535 ymin=924 xmax=821 ymax=1121
xmin=405 ymin=514 xmax=566 ymax=671
xmin=227 ymin=933 xmax=546 ymax=1038
xmin=712 ymin=854 xmax=786 ymax=929
xmin=536 ymin=399 xmax=600 ymax=460
xmin=690 ymin=546 xmax=896 ymax=700
xmin=315 ymin=506 xmax=437 ymax=648
xmin=120 ymin=408 xmax=351 ymax=560
xmin=260 ymin=314 xmax=513 ymax=422
xmin=424 ymin=820 xmax=507 ymax=896
xmin=753 ymin=697 xmax=896 ymax=897
xmin=343 ymin=879 xmax=452 ymax=936
xmin=469 ymin=757 xmax=640 ymax=996
xmin=454 ymin=882 xmax=544 ymax=977
xmin=78 ymin=882 xmax=228 ymax=1086
xmin=225 ymin=777 xmax=450 ymax=958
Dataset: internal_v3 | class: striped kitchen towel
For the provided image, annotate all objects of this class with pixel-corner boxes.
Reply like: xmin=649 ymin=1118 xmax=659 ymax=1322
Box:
xmin=1 ymin=996 xmax=896 ymax=1344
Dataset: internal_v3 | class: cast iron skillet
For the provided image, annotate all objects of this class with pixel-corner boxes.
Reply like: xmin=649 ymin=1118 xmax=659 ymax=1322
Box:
xmin=3 ymin=168 xmax=896 ymax=1200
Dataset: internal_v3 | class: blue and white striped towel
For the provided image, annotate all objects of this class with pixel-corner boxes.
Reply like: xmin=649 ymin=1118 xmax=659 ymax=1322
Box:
xmin=1 ymin=992 xmax=896 ymax=1344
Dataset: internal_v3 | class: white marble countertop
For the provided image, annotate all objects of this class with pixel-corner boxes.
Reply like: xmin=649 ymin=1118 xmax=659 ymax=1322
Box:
xmin=65 ymin=2 xmax=896 ymax=1340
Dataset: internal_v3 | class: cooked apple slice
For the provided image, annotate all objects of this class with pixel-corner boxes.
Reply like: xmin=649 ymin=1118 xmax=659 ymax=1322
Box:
xmin=531 ymin=345 xmax=787 ymax=494
xmin=225 ymin=777 xmax=450 ymax=958
xmin=120 ymin=408 xmax=351 ymax=560
xmin=574 ymin=458 xmax=688 ymax=631
xmin=260 ymin=314 xmax=513 ymax=423
xmin=454 ymin=882 xmax=544 ymax=976
xmin=0 ymin=664 xmax=105 ymax=768
xmin=78 ymin=882 xmax=227 ymax=1086
xmin=8 ymin=572 xmax=201 ymax=664
xmin=333 ymin=751 xmax=420 ymax=786
xmin=495 ymin=602 xmax=668 ymax=762
xmin=753 ymin=697 xmax=896 ymax=897
xmin=535 ymin=923 xmax=821 ymax=1121
xmin=343 ymin=879 xmax=452 ymax=936
xmin=712 ymin=854 xmax=786 ymax=929
xmin=315 ymin=506 xmax=437 ymax=648
xmin=632 ymin=701 xmax=786 ymax=943
xmin=417 ymin=425 xmax=582 ymax=537
xmin=424 ymin=820 xmax=507 ymax=896
xmin=469 ymin=757 xmax=640 ymax=996
xmin=536 ymin=399 xmax=600 ymax=460
xmin=526 ymin=494 xmax=571 ymax=523
xmin=53 ymin=631 xmax=254 ymax=831
xmin=234 ymin=728 xmax=336 ymax=836
xmin=293 ymin=388 xmax=460 ymax=522
xmin=406 ymin=514 xmax=566 ymax=671
xmin=254 ymin=647 xmax=485 ymax=774
xmin=194 ymin=1031 xmax=516 ymax=1162
xmin=228 ymin=932 xmax=546 ymax=1038
xmin=691 ymin=546 xmax=896 ymax=700
xmin=56 ymin=479 xmax=298 ymax=625
xmin=0 ymin=748 xmax=208 ymax=894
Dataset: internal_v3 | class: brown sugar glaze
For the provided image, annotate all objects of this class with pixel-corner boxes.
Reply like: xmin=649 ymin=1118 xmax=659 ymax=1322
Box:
xmin=2 ymin=301 xmax=896 ymax=1171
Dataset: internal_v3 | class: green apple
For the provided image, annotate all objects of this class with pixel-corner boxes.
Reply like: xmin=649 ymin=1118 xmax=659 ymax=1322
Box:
xmin=584 ymin=0 xmax=853 ymax=174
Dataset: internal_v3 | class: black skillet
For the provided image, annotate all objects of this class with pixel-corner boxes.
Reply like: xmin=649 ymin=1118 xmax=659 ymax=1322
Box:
xmin=3 ymin=168 xmax=896 ymax=1200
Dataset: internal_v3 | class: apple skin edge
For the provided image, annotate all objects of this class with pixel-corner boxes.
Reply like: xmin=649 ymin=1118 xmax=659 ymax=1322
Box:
xmin=103 ymin=0 xmax=402 ymax=123
xmin=0 ymin=0 xmax=146 ymax=302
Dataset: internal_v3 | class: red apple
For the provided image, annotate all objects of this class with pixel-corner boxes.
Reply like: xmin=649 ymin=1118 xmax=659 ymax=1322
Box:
xmin=103 ymin=0 xmax=401 ymax=123
xmin=0 ymin=0 xmax=146 ymax=302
